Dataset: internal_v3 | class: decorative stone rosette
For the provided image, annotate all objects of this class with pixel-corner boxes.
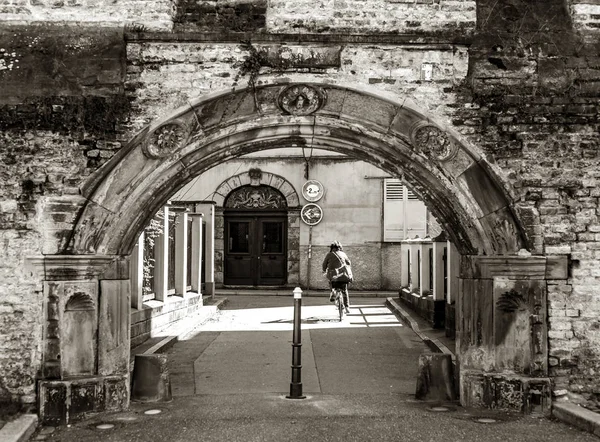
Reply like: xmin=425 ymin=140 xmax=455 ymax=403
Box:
xmin=409 ymin=122 xmax=458 ymax=162
xmin=142 ymin=119 xmax=199 ymax=159
xmin=278 ymin=84 xmax=326 ymax=116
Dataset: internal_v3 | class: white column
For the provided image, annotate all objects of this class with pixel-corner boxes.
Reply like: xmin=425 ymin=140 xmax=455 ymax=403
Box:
xmin=432 ymin=240 xmax=446 ymax=301
xmin=409 ymin=242 xmax=420 ymax=291
xmin=196 ymin=203 xmax=215 ymax=297
xmin=419 ymin=242 xmax=433 ymax=296
xmin=130 ymin=232 xmax=144 ymax=309
xmin=190 ymin=213 xmax=204 ymax=294
xmin=154 ymin=206 xmax=169 ymax=302
xmin=447 ymin=240 xmax=459 ymax=304
xmin=400 ymin=242 xmax=410 ymax=288
xmin=174 ymin=211 xmax=189 ymax=297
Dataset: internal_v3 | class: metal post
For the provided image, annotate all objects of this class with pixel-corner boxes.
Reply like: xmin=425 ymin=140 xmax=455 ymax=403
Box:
xmin=287 ymin=287 xmax=306 ymax=399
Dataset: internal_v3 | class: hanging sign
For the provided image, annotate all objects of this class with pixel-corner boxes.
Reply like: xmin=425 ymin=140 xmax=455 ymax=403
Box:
xmin=301 ymin=203 xmax=323 ymax=226
xmin=302 ymin=180 xmax=324 ymax=202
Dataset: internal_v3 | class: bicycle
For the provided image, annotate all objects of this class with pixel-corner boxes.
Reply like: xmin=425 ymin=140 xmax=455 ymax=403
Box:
xmin=331 ymin=287 xmax=347 ymax=321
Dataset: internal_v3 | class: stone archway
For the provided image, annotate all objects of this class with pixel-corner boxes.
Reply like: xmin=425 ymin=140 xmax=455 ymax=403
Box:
xmin=211 ymin=170 xmax=301 ymax=286
xmin=34 ymin=81 xmax=566 ymax=422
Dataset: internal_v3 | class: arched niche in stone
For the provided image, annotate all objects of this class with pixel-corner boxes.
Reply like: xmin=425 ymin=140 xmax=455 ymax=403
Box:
xmin=62 ymin=291 xmax=97 ymax=377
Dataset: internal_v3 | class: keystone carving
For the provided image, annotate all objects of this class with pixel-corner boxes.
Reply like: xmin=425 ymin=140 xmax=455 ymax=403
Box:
xmin=248 ymin=168 xmax=262 ymax=186
xmin=410 ymin=123 xmax=458 ymax=161
xmin=278 ymin=84 xmax=326 ymax=116
xmin=142 ymin=122 xmax=190 ymax=159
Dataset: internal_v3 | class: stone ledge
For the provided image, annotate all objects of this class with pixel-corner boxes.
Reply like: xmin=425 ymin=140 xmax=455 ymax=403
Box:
xmin=552 ymin=402 xmax=600 ymax=438
xmin=386 ymin=297 xmax=455 ymax=359
xmin=124 ymin=31 xmax=472 ymax=46
xmin=0 ymin=414 xmax=38 ymax=442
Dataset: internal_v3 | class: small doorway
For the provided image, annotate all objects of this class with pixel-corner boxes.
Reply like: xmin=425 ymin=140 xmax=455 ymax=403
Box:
xmin=223 ymin=185 xmax=288 ymax=286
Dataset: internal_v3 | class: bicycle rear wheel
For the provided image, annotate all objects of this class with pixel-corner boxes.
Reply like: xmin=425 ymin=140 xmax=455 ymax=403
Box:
xmin=336 ymin=290 xmax=344 ymax=321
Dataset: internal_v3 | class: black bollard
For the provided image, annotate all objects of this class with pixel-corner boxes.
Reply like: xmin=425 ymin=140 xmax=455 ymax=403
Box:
xmin=287 ymin=287 xmax=306 ymax=399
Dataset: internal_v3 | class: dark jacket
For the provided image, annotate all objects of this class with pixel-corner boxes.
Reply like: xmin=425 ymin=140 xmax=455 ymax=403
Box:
xmin=322 ymin=250 xmax=351 ymax=281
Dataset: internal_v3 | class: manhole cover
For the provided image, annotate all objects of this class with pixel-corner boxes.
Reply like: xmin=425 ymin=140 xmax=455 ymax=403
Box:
xmin=431 ymin=406 xmax=450 ymax=412
xmin=477 ymin=418 xmax=497 ymax=424
xmin=96 ymin=424 xmax=115 ymax=430
xmin=144 ymin=409 xmax=162 ymax=415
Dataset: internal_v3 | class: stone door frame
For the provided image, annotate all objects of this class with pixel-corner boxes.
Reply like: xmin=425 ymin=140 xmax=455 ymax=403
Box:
xmin=212 ymin=170 xmax=301 ymax=287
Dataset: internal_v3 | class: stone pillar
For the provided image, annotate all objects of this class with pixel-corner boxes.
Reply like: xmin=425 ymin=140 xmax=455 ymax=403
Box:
xmin=154 ymin=206 xmax=169 ymax=302
xmin=419 ymin=241 xmax=433 ymax=296
xmin=130 ymin=232 xmax=144 ymax=310
xmin=174 ymin=210 xmax=189 ymax=297
xmin=457 ymin=255 xmax=567 ymax=415
xmin=400 ymin=242 xmax=410 ymax=288
xmin=190 ymin=213 xmax=204 ymax=294
xmin=26 ymin=256 xmax=131 ymax=425
xmin=409 ymin=242 xmax=420 ymax=290
xmin=196 ymin=203 xmax=215 ymax=297
xmin=446 ymin=241 xmax=459 ymax=305
xmin=432 ymin=240 xmax=445 ymax=301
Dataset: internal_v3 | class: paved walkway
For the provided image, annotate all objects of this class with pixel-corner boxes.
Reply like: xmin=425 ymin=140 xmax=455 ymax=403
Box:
xmin=29 ymin=295 xmax=599 ymax=442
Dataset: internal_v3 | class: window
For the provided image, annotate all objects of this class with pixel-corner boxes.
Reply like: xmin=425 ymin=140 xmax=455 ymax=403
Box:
xmin=383 ymin=178 xmax=428 ymax=241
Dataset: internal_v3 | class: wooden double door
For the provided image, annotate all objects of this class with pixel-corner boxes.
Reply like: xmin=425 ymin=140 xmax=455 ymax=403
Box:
xmin=224 ymin=213 xmax=287 ymax=286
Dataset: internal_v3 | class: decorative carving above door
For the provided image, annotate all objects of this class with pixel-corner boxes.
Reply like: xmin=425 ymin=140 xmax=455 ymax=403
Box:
xmin=224 ymin=185 xmax=287 ymax=210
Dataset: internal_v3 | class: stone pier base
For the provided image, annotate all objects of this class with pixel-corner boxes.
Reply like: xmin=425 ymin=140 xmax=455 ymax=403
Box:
xmin=38 ymin=374 xmax=129 ymax=425
xmin=460 ymin=370 xmax=552 ymax=415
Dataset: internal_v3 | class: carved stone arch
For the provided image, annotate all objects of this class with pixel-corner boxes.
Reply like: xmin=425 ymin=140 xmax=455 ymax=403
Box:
xmin=54 ymin=80 xmax=557 ymax=416
xmin=70 ymin=81 xmax=530 ymax=257
xmin=213 ymin=170 xmax=300 ymax=209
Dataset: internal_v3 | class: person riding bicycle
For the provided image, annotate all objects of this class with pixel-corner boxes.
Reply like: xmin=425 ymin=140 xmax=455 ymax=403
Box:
xmin=322 ymin=240 xmax=352 ymax=314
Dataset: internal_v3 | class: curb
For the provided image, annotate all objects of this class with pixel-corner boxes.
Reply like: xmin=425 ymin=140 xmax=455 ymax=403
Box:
xmin=552 ymin=402 xmax=600 ymax=438
xmin=385 ymin=297 xmax=455 ymax=361
xmin=0 ymin=414 xmax=38 ymax=442
xmin=145 ymin=297 xmax=228 ymax=354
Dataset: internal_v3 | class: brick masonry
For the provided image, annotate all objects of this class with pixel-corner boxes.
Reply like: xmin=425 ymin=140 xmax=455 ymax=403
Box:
xmin=0 ymin=0 xmax=599 ymax=413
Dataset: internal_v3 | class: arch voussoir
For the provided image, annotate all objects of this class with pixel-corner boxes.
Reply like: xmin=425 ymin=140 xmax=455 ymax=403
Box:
xmin=71 ymin=81 xmax=529 ymax=258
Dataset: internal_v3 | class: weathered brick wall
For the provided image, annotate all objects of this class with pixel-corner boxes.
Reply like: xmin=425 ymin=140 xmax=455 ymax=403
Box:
xmin=0 ymin=0 xmax=476 ymax=34
xmin=0 ymin=25 xmax=127 ymax=407
xmin=126 ymin=40 xmax=468 ymax=132
xmin=0 ymin=0 xmax=173 ymax=31
xmin=266 ymin=0 xmax=476 ymax=34
xmin=453 ymin=0 xmax=600 ymax=409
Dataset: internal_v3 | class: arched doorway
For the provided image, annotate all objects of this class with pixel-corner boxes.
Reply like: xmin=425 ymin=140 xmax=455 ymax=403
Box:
xmin=223 ymin=185 xmax=288 ymax=286
xmin=210 ymin=169 xmax=301 ymax=287
xmin=35 ymin=81 xmax=563 ymax=421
